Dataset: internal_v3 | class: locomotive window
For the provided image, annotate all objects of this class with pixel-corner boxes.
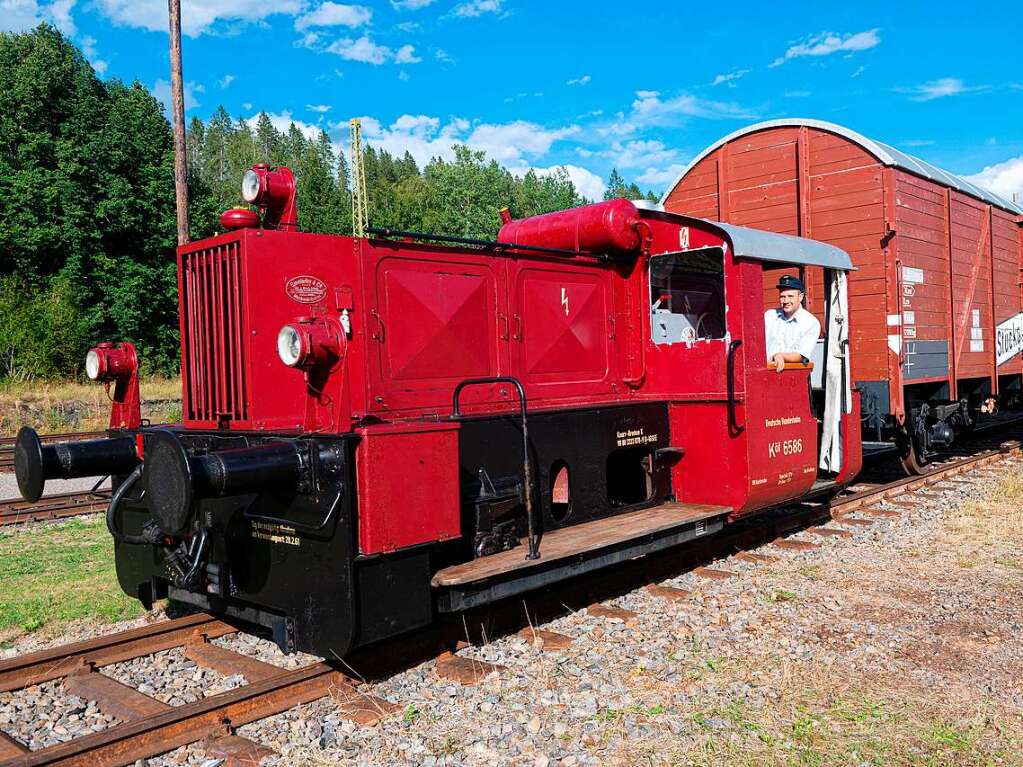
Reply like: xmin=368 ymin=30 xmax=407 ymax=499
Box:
xmin=649 ymin=247 xmax=726 ymax=345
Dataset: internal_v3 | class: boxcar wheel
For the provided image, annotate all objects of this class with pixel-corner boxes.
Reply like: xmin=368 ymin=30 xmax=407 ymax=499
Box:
xmin=897 ymin=426 xmax=928 ymax=476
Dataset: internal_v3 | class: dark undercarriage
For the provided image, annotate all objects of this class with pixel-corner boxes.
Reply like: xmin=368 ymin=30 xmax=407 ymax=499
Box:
xmin=111 ymin=402 xmax=712 ymax=657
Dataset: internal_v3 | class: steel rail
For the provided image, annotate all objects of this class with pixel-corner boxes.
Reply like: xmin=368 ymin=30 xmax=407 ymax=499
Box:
xmin=0 ymin=491 xmax=110 ymax=527
xmin=0 ymin=614 xmax=234 ymax=694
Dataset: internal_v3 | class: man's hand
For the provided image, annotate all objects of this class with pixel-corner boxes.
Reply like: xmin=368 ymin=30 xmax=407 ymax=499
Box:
xmin=772 ymin=353 xmax=786 ymax=373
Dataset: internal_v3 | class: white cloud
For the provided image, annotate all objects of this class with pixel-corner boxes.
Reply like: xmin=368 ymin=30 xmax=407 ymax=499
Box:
xmin=609 ymin=139 xmax=680 ymax=169
xmin=295 ymin=2 xmax=370 ymax=30
xmin=80 ymin=34 xmax=107 ymax=74
xmin=391 ymin=0 xmax=434 ymax=8
xmin=784 ymin=90 xmax=811 ymax=98
xmin=434 ymin=48 xmax=453 ymax=63
xmin=453 ymin=0 xmax=504 ymax=18
xmin=242 ymin=102 xmax=253 ymax=110
xmin=394 ymin=44 xmax=421 ymax=64
xmin=770 ymin=28 xmax=880 ymax=67
xmin=355 ymin=113 xmax=578 ymax=171
xmin=897 ymin=77 xmax=986 ymax=101
xmin=851 ymin=65 xmax=866 ymax=78
xmin=151 ymin=78 xmax=200 ymax=114
xmin=327 ymin=35 xmax=391 ymax=64
xmin=604 ymin=90 xmax=756 ymax=136
xmin=1 ymin=0 xmax=76 ymax=34
xmin=219 ymin=74 xmax=235 ymax=88
xmin=465 ymin=121 xmax=579 ymax=164
xmin=637 ymin=163 xmax=686 ymax=188
xmin=398 ymin=70 xmax=410 ymax=81
xmin=901 ymin=139 xmax=935 ymax=148
xmin=95 ymin=0 xmax=303 ymax=37
xmin=48 ymin=0 xmax=75 ymax=35
xmin=307 ymin=104 xmax=332 ymax=113
xmin=567 ymin=74 xmax=591 ymax=86
xmin=247 ymin=111 xmax=322 ymax=142
xmin=712 ymin=68 xmax=749 ymax=86
xmin=0 ymin=0 xmax=42 ymax=32
xmin=525 ymin=164 xmax=605 ymax=201
xmin=965 ymin=156 xmax=1023 ymax=204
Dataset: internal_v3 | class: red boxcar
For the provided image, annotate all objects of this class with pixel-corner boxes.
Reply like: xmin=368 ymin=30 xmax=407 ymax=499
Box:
xmin=662 ymin=119 xmax=1023 ymax=470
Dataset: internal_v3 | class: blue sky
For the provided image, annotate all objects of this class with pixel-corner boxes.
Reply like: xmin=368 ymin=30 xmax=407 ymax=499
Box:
xmin=5 ymin=0 xmax=1023 ymax=201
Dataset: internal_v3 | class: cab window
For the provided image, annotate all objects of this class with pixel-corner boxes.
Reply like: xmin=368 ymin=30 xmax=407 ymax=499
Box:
xmin=649 ymin=247 xmax=726 ymax=345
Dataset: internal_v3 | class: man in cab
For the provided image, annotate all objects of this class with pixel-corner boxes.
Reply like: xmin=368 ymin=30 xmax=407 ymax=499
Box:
xmin=765 ymin=275 xmax=821 ymax=373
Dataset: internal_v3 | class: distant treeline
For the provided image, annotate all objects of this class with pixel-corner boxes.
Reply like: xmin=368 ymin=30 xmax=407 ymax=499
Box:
xmin=0 ymin=25 xmax=657 ymax=380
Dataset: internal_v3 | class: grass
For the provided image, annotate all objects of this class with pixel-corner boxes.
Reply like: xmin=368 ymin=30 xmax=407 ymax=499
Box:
xmin=0 ymin=376 xmax=181 ymax=434
xmin=0 ymin=515 xmax=143 ymax=642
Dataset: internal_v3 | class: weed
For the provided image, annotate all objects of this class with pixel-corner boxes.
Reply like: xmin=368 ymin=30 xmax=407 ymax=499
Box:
xmin=402 ymin=704 xmax=419 ymax=723
xmin=769 ymin=589 xmax=798 ymax=602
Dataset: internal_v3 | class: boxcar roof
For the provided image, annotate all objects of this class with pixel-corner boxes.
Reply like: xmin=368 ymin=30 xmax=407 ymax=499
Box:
xmin=635 ymin=201 xmax=855 ymax=270
xmin=659 ymin=118 xmax=1023 ymax=215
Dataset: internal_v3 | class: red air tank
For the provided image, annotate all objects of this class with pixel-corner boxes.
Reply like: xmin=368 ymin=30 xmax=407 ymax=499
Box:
xmin=498 ymin=199 xmax=644 ymax=256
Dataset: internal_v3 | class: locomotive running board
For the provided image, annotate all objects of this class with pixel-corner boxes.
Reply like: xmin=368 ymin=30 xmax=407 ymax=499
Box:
xmin=432 ymin=502 xmax=730 ymax=611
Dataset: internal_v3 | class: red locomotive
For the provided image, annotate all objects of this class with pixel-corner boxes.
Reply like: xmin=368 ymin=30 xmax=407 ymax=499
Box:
xmin=14 ymin=164 xmax=860 ymax=656
xmin=662 ymin=119 xmax=1023 ymax=472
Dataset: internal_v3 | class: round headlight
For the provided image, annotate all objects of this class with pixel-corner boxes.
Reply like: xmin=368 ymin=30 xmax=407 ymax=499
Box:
xmin=277 ymin=325 xmax=303 ymax=367
xmin=241 ymin=169 xmax=261 ymax=204
xmin=85 ymin=350 xmax=101 ymax=380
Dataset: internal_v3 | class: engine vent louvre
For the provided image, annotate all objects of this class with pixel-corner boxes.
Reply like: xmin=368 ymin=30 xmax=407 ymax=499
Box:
xmin=181 ymin=242 xmax=248 ymax=423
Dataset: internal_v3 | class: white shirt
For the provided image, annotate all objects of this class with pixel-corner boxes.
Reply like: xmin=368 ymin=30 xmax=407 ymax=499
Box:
xmin=764 ymin=306 xmax=821 ymax=361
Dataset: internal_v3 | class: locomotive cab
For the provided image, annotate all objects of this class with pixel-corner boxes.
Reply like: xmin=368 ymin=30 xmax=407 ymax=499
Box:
xmin=14 ymin=171 xmax=861 ymax=657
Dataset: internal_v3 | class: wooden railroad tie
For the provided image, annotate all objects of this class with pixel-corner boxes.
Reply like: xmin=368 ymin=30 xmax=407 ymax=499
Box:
xmin=692 ymin=566 xmax=738 ymax=580
xmin=517 ymin=628 xmax=573 ymax=650
xmin=832 ymin=516 xmax=873 ymax=527
xmin=771 ymin=538 xmax=820 ymax=551
xmin=586 ymin=604 xmax=638 ymax=623
xmin=435 ymin=652 xmax=505 ymax=685
xmin=645 ymin=584 xmax=691 ymax=602
xmin=809 ymin=527 xmax=853 ymax=539
xmin=732 ymin=551 xmax=780 ymax=564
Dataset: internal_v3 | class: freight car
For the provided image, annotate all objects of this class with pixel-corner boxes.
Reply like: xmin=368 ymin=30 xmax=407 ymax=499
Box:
xmin=661 ymin=119 xmax=1023 ymax=472
xmin=14 ymin=165 xmax=861 ymax=657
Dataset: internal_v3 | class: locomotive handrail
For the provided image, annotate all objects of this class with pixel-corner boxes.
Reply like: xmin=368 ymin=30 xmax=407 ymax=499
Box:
xmin=242 ymin=488 xmax=343 ymax=537
xmin=451 ymin=376 xmax=539 ymax=561
xmin=727 ymin=340 xmax=745 ymax=436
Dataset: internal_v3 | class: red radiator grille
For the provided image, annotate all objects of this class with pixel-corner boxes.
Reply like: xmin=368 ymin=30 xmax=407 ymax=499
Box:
xmin=181 ymin=241 xmax=248 ymax=423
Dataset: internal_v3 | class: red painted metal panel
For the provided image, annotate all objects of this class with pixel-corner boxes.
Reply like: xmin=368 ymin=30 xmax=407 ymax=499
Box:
xmin=510 ymin=266 xmax=613 ymax=396
xmin=367 ymin=254 xmax=504 ymax=415
xmin=356 ymin=421 xmax=461 ymax=555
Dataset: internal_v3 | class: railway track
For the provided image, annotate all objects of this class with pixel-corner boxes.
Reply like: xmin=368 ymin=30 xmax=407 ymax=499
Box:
xmin=1 ymin=431 xmax=1019 ymax=765
xmin=0 ymin=490 xmax=110 ymax=527
xmin=0 ymin=432 xmax=106 ymax=473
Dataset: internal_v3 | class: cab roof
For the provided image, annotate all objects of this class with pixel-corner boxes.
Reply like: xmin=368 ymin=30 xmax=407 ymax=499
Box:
xmin=634 ymin=201 xmax=855 ymax=271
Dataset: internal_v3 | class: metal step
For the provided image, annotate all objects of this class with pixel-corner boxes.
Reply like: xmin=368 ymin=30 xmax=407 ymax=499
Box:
xmin=432 ymin=501 xmax=730 ymax=611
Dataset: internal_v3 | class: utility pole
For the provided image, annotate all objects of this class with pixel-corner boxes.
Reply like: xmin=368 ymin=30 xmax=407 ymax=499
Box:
xmin=349 ymin=118 xmax=368 ymax=238
xmin=168 ymin=0 xmax=190 ymax=245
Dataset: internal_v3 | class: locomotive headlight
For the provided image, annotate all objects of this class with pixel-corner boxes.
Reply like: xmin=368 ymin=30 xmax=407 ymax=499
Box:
xmin=276 ymin=318 xmax=344 ymax=370
xmin=277 ymin=325 xmax=304 ymax=367
xmin=85 ymin=350 xmax=101 ymax=380
xmin=241 ymin=169 xmax=261 ymax=204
